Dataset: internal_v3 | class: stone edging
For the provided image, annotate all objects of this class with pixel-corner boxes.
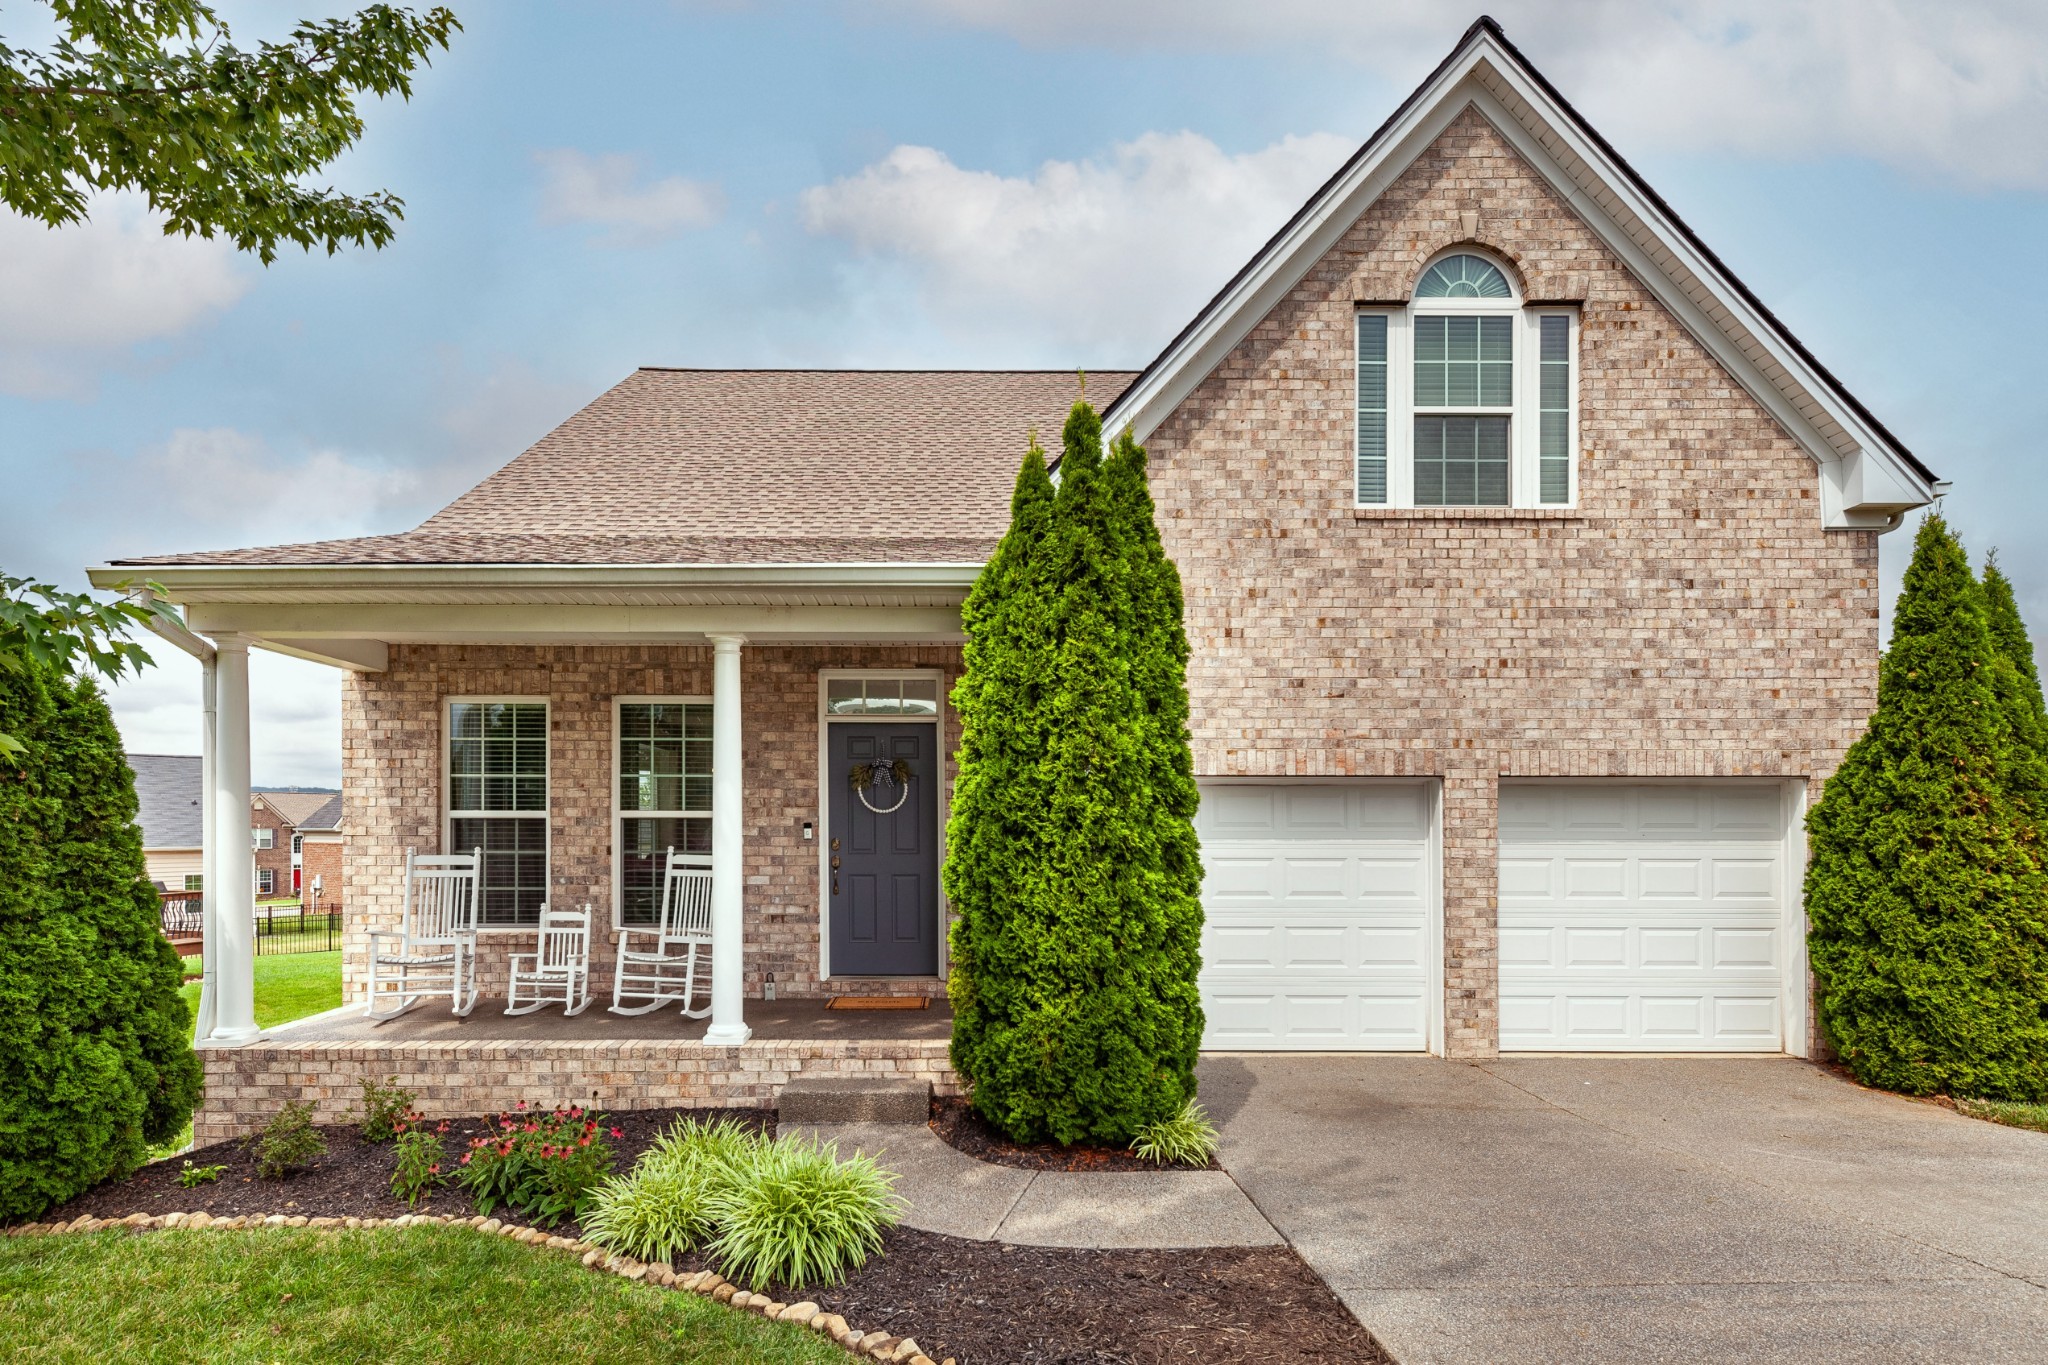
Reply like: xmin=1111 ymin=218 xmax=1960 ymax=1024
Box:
xmin=6 ymin=1210 xmax=955 ymax=1365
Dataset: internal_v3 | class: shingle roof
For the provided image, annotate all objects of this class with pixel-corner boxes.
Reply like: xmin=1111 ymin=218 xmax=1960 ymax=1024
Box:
xmin=298 ymin=793 xmax=344 ymax=832
xmin=129 ymin=754 xmax=202 ymax=849
xmin=259 ymin=790 xmax=341 ymax=827
xmin=113 ymin=370 xmax=1133 ymax=568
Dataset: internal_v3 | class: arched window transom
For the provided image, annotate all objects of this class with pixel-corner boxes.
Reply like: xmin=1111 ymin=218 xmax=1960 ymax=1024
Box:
xmin=1415 ymin=253 xmax=1512 ymax=299
xmin=1354 ymin=250 xmax=1578 ymax=509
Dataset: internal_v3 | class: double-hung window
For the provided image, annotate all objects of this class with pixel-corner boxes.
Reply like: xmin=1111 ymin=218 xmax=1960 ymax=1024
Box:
xmin=615 ymin=699 xmax=713 ymax=927
xmin=253 ymin=827 xmax=274 ymax=850
xmin=1355 ymin=251 xmax=1577 ymax=509
xmin=447 ymin=700 xmax=549 ymax=927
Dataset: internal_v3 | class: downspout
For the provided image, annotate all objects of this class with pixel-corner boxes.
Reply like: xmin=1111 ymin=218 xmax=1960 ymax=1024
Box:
xmin=129 ymin=592 xmax=219 ymax=1043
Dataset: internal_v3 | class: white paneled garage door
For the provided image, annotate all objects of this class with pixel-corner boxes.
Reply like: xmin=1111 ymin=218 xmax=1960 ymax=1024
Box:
xmin=1498 ymin=782 xmax=1792 ymax=1052
xmin=1197 ymin=781 xmax=1437 ymax=1051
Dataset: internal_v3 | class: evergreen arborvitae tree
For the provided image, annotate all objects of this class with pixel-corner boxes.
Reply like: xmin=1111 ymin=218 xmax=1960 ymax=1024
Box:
xmin=1805 ymin=514 xmax=2048 ymax=1099
xmin=0 ymin=658 xmax=201 ymax=1219
xmin=947 ymin=399 xmax=1206 ymax=1145
xmin=1983 ymin=553 xmax=2046 ymax=726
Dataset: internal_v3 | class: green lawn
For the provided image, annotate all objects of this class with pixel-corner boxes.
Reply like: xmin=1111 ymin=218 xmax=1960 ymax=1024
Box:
xmin=0 ymin=1227 xmax=843 ymax=1365
xmin=1957 ymin=1098 xmax=2048 ymax=1134
xmin=178 ymin=951 xmax=342 ymax=1029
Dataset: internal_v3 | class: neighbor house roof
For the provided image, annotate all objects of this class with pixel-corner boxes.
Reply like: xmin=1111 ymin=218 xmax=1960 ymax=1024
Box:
xmin=111 ymin=370 xmax=1134 ymax=569
xmin=258 ymin=790 xmax=341 ymax=827
xmin=298 ymin=793 xmax=344 ymax=832
xmin=129 ymin=754 xmax=202 ymax=849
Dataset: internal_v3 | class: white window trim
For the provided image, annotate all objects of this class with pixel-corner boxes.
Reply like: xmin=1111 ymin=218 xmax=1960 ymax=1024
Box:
xmin=256 ymin=867 xmax=275 ymax=896
xmin=814 ymin=669 xmax=949 ymax=983
xmin=253 ymin=827 xmax=274 ymax=850
xmin=609 ymin=694 xmax=715 ymax=932
xmin=1356 ymin=253 xmax=1580 ymax=510
xmin=442 ymin=695 xmax=551 ymax=934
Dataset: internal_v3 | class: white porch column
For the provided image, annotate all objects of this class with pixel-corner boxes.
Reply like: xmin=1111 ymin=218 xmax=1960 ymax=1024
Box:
xmin=205 ymin=633 xmax=261 ymax=1045
xmin=194 ymin=652 xmax=218 ymax=1043
xmin=703 ymin=633 xmax=751 ymax=1045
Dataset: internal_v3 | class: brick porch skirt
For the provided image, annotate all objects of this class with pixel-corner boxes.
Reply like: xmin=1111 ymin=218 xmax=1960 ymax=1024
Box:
xmin=194 ymin=1038 xmax=962 ymax=1146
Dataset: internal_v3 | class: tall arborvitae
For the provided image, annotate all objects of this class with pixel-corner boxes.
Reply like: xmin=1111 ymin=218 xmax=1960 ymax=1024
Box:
xmin=947 ymin=399 xmax=1206 ymax=1144
xmin=1805 ymin=515 xmax=2048 ymax=1099
xmin=1983 ymin=553 xmax=2046 ymax=727
xmin=0 ymin=662 xmax=201 ymax=1219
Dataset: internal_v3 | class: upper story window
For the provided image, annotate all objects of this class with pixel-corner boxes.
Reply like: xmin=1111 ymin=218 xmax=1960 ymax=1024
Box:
xmin=1356 ymin=251 xmax=1577 ymax=509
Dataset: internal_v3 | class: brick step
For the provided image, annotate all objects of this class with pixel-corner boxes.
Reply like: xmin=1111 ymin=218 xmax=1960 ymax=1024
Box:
xmin=778 ymin=1077 xmax=931 ymax=1125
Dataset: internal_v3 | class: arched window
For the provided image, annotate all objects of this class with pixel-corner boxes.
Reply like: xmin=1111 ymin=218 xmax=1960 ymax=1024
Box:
xmin=1354 ymin=251 xmax=1577 ymax=508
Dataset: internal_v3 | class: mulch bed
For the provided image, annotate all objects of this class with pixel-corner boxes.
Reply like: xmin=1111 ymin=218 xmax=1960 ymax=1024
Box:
xmin=33 ymin=1107 xmax=1388 ymax=1364
xmin=928 ymin=1097 xmax=1219 ymax=1172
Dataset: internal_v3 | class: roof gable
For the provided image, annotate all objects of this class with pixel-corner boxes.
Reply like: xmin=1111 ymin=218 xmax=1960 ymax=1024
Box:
xmin=1102 ymin=17 xmax=1936 ymax=530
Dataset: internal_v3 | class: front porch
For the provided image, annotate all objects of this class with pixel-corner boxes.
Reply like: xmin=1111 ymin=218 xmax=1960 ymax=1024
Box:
xmin=194 ymin=999 xmax=960 ymax=1145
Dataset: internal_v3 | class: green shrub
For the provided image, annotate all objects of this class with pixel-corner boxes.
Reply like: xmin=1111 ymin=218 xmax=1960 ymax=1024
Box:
xmin=250 ymin=1101 xmax=327 ymax=1180
xmin=0 ymin=658 xmax=203 ymax=1219
xmin=585 ymin=1115 xmax=764 ymax=1262
xmin=355 ymin=1076 xmax=417 ymax=1143
xmin=1805 ymin=514 xmax=2048 ymax=1099
xmin=390 ymin=1121 xmax=449 ymax=1206
xmin=457 ymin=1103 xmax=616 ymax=1226
xmin=702 ymin=1135 xmax=899 ymax=1289
xmin=584 ymin=1162 xmax=717 ymax=1262
xmin=947 ymin=399 xmax=1206 ymax=1145
xmin=1130 ymin=1100 xmax=1219 ymax=1166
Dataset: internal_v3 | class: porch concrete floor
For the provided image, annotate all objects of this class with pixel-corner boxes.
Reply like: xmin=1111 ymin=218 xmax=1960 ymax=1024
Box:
xmin=268 ymin=997 xmax=953 ymax=1044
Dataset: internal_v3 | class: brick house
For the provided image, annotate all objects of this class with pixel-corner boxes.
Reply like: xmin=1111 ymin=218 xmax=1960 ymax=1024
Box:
xmin=93 ymin=20 xmax=1937 ymax=1130
xmin=249 ymin=791 xmax=342 ymax=902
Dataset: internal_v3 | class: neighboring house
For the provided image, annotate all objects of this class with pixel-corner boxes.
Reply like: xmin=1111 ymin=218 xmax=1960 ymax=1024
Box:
xmin=92 ymin=19 xmax=1938 ymax=1113
xmin=250 ymin=790 xmax=343 ymax=901
xmin=296 ymin=793 xmax=345 ymax=912
xmin=130 ymin=754 xmax=204 ymax=891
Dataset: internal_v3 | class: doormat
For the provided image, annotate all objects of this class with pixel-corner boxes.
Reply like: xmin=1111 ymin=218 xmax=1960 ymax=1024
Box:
xmin=824 ymin=996 xmax=931 ymax=1011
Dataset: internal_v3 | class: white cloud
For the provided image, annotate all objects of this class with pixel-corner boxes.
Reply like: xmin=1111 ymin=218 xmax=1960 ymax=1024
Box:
xmin=534 ymin=148 xmax=726 ymax=245
xmin=874 ymin=0 xmax=2048 ymax=190
xmin=0 ymin=197 xmax=250 ymax=397
xmin=801 ymin=131 xmax=1353 ymax=354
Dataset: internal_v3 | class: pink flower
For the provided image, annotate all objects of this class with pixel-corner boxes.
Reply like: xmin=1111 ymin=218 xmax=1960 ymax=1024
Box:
xmin=578 ymin=1136 xmax=590 ymax=1148
xmin=459 ymin=1153 xmax=472 ymax=1166
xmin=609 ymin=1127 xmax=623 ymax=1139
xmin=516 ymin=1100 xmax=528 ymax=1110
xmin=428 ymin=1164 xmax=441 ymax=1175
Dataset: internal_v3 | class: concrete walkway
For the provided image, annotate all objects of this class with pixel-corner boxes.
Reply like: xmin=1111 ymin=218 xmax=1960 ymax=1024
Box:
xmin=1200 ymin=1054 xmax=2048 ymax=1364
xmin=791 ymin=1121 xmax=1282 ymax=1249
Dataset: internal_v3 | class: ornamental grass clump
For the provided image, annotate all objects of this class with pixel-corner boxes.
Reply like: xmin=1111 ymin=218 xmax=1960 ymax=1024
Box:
xmin=702 ymin=1135 xmax=900 ymax=1289
xmin=1130 ymin=1100 xmax=1220 ymax=1166
xmin=584 ymin=1115 xmax=764 ymax=1261
xmin=457 ymin=1102 xmax=617 ymax=1226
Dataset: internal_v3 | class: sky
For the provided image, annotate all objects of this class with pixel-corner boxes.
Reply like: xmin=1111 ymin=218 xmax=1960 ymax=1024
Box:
xmin=4 ymin=0 xmax=2046 ymax=786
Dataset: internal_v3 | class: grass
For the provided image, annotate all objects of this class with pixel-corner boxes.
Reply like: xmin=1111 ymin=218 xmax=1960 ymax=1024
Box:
xmin=177 ymin=951 xmax=342 ymax=1029
xmin=0 ymin=1227 xmax=846 ymax=1365
xmin=1956 ymin=1098 xmax=2048 ymax=1134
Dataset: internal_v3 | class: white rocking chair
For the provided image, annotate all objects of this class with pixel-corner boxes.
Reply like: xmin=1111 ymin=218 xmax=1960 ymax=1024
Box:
xmin=365 ymin=848 xmax=481 ymax=1022
xmin=506 ymin=903 xmax=592 ymax=1017
xmin=610 ymin=848 xmax=713 ymax=1017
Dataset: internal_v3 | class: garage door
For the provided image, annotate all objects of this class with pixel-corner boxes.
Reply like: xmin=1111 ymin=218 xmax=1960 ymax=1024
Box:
xmin=1197 ymin=781 xmax=1436 ymax=1050
xmin=1498 ymin=782 xmax=1790 ymax=1052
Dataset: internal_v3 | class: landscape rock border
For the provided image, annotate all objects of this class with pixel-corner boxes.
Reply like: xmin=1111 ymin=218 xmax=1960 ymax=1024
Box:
xmin=6 ymin=1210 xmax=955 ymax=1365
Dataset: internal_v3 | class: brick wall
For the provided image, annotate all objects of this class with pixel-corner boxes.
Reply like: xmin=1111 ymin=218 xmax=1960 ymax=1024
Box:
xmin=1144 ymin=107 xmax=1875 ymax=1058
xmin=341 ymin=644 xmax=963 ymax=1006
xmin=250 ymin=799 xmax=293 ymax=899
xmin=193 ymin=1037 xmax=962 ymax=1145
xmin=300 ymin=836 xmax=343 ymax=912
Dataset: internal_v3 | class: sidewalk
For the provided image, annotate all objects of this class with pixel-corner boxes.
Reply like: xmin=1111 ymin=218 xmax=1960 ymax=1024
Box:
xmin=791 ymin=1122 xmax=1282 ymax=1250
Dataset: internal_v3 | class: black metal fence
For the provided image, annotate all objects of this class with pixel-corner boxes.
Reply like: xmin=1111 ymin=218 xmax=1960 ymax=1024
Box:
xmin=159 ymin=892 xmax=341 ymax=956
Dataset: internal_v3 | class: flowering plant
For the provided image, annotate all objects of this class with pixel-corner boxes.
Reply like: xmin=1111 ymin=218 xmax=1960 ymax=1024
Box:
xmin=390 ymin=1111 xmax=450 ymax=1206
xmin=455 ymin=1101 xmax=618 ymax=1226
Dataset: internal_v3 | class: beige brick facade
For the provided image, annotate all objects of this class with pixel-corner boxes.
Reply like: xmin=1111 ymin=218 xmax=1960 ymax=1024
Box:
xmin=341 ymin=643 xmax=962 ymax=1006
xmin=1145 ymin=108 xmax=1874 ymax=1057
xmin=192 ymin=1037 xmax=961 ymax=1145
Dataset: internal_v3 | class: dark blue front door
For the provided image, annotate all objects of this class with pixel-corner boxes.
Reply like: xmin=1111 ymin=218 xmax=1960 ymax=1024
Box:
xmin=828 ymin=723 xmax=938 ymax=977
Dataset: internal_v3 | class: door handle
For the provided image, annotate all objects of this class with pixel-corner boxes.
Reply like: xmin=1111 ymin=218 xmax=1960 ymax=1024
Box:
xmin=830 ymin=838 xmax=841 ymax=852
xmin=830 ymin=856 xmax=841 ymax=870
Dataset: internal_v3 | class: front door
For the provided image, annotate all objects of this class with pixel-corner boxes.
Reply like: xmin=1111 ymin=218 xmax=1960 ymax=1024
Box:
xmin=828 ymin=723 xmax=939 ymax=976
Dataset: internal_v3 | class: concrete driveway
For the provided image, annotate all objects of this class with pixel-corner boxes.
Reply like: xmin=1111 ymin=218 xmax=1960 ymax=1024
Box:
xmin=1199 ymin=1054 xmax=2048 ymax=1364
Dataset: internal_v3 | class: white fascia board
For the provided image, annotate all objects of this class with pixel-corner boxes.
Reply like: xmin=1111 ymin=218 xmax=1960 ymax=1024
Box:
xmin=1102 ymin=31 xmax=1934 ymax=530
xmin=183 ymin=601 xmax=966 ymax=642
xmin=87 ymin=561 xmax=985 ymax=596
